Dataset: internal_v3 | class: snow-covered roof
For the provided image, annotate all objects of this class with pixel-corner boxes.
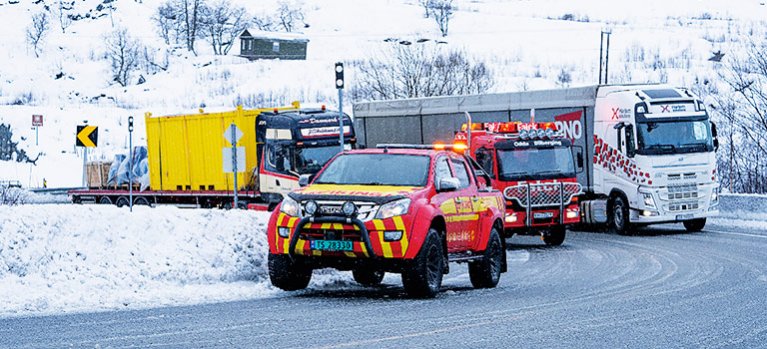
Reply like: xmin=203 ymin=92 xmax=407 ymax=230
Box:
xmin=240 ymin=29 xmax=309 ymax=43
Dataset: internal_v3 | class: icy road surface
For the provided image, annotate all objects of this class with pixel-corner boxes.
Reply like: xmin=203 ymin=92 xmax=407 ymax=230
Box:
xmin=2 ymin=218 xmax=766 ymax=348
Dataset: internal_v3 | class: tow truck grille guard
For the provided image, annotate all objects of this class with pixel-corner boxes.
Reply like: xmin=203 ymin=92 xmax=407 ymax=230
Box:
xmin=288 ymin=216 xmax=375 ymax=258
xmin=503 ymin=182 xmax=582 ymax=226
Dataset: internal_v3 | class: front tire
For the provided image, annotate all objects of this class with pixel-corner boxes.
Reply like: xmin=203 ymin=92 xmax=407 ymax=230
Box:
xmin=402 ymin=229 xmax=444 ymax=298
xmin=543 ymin=225 xmax=566 ymax=246
xmin=608 ymin=195 xmax=633 ymax=236
xmin=353 ymin=268 xmax=385 ymax=287
xmin=268 ymin=254 xmax=312 ymax=291
xmin=469 ymin=226 xmax=504 ymax=289
xmin=683 ymin=218 xmax=706 ymax=232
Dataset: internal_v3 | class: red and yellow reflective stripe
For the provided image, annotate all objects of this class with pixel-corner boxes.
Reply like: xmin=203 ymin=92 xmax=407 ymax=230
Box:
xmin=392 ymin=216 xmax=408 ymax=255
xmin=372 ymin=220 xmax=393 ymax=258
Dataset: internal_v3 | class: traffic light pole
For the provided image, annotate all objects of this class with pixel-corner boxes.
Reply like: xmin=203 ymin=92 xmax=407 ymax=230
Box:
xmin=128 ymin=116 xmax=134 ymax=212
xmin=338 ymin=89 xmax=344 ymax=153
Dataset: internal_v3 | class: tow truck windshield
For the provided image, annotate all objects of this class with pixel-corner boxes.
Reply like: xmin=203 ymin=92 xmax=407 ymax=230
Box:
xmin=314 ymin=154 xmax=430 ymax=187
xmin=497 ymin=147 xmax=575 ymax=181
xmin=637 ymin=119 xmax=714 ymax=155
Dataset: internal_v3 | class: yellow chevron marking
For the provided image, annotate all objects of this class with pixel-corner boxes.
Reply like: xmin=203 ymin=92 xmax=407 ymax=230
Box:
xmin=393 ymin=216 xmax=408 ymax=256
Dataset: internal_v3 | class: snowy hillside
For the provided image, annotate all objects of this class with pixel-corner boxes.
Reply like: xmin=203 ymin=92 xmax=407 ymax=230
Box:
xmin=1 ymin=0 xmax=766 ymax=187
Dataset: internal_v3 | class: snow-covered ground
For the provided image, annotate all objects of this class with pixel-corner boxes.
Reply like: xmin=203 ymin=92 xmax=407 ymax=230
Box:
xmin=1 ymin=0 xmax=765 ymax=187
xmin=0 ymin=194 xmax=764 ymax=318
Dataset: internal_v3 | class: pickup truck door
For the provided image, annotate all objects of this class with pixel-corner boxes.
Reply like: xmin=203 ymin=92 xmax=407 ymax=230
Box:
xmin=449 ymin=157 xmax=481 ymax=250
xmin=432 ymin=156 xmax=463 ymax=253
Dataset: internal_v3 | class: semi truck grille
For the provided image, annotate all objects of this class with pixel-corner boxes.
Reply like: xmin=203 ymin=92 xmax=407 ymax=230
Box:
xmin=667 ymin=172 xmax=697 ymax=181
xmin=503 ymin=182 xmax=582 ymax=207
xmin=661 ymin=183 xmax=703 ymax=212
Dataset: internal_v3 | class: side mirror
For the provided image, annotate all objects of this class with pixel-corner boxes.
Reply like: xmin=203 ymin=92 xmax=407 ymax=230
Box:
xmin=437 ymin=177 xmax=460 ymax=192
xmin=573 ymin=145 xmax=584 ymax=173
xmin=625 ymin=124 xmax=636 ymax=158
xmin=711 ymin=122 xmax=719 ymax=151
xmin=298 ymin=174 xmax=313 ymax=187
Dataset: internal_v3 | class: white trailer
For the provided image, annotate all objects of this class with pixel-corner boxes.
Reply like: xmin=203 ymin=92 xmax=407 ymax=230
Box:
xmin=353 ymin=84 xmax=720 ymax=234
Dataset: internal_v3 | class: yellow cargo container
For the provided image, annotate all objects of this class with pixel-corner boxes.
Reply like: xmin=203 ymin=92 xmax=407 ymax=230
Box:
xmin=144 ymin=103 xmax=298 ymax=192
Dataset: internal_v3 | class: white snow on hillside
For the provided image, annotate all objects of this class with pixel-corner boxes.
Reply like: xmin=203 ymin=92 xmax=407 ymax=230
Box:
xmin=0 ymin=0 xmax=766 ymax=187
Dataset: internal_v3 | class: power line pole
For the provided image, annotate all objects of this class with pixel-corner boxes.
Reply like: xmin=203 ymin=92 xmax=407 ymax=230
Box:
xmin=598 ymin=29 xmax=612 ymax=85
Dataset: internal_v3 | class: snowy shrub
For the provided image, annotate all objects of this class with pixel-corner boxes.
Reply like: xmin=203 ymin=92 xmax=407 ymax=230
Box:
xmin=25 ymin=11 xmax=50 ymax=58
xmin=0 ymin=185 xmax=29 ymax=206
xmin=556 ymin=68 xmax=572 ymax=87
xmin=351 ymin=45 xmax=493 ymax=101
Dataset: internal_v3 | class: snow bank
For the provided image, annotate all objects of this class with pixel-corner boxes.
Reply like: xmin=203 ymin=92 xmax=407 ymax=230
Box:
xmin=0 ymin=205 xmax=281 ymax=317
xmin=718 ymin=194 xmax=767 ymax=221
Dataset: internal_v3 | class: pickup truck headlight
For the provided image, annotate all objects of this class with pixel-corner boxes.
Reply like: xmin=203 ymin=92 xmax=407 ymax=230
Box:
xmin=375 ymin=198 xmax=411 ymax=219
xmin=280 ymin=196 xmax=301 ymax=217
xmin=641 ymin=192 xmax=656 ymax=209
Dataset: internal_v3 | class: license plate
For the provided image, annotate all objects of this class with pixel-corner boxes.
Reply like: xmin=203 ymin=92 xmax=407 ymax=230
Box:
xmin=533 ymin=212 xmax=554 ymax=219
xmin=676 ymin=214 xmax=694 ymax=220
xmin=310 ymin=240 xmax=353 ymax=252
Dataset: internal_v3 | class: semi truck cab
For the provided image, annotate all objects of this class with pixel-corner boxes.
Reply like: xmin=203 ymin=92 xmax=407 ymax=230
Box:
xmin=593 ymin=85 xmax=719 ymax=233
xmin=456 ymin=122 xmax=581 ymax=245
xmin=256 ymin=106 xmax=355 ymax=203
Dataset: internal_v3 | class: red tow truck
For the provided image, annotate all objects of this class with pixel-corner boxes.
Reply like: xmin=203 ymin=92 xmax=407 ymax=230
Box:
xmin=455 ymin=121 xmax=582 ymax=246
xmin=267 ymin=144 xmax=506 ymax=298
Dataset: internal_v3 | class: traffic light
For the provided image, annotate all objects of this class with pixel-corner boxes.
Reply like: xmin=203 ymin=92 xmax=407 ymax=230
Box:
xmin=335 ymin=62 xmax=344 ymax=89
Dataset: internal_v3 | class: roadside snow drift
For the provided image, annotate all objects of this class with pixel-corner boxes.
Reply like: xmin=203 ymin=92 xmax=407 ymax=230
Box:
xmin=0 ymin=205 xmax=279 ymax=316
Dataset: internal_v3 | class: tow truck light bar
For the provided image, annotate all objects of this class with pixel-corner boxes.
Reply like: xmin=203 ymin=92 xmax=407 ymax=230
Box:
xmin=460 ymin=121 xmax=561 ymax=140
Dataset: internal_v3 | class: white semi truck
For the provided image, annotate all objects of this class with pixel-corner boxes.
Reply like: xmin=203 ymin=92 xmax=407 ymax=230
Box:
xmin=353 ymin=84 xmax=720 ymax=234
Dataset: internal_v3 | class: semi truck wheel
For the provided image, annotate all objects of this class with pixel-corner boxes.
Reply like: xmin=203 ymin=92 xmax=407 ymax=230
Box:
xmin=543 ymin=226 xmax=566 ymax=246
xmin=402 ymin=229 xmax=444 ymax=298
xmin=115 ymin=196 xmax=129 ymax=207
xmin=608 ymin=195 xmax=633 ymax=236
xmin=352 ymin=268 xmax=385 ymax=287
xmin=683 ymin=218 xmax=706 ymax=232
xmin=469 ymin=227 xmax=503 ymax=289
xmin=268 ymin=254 xmax=312 ymax=291
xmin=98 ymin=196 xmax=113 ymax=205
xmin=134 ymin=197 xmax=150 ymax=206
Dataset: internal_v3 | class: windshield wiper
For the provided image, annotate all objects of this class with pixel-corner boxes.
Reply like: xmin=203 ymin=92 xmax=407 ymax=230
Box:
xmin=501 ymin=171 xmax=529 ymax=177
xmin=679 ymin=143 xmax=707 ymax=152
xmin=533 ymin=170 xmax=569 ymax=177
xmin=314 ymin=180 xmax=339 ymax=184
xmin=645 ymin=144 xmax=676 ymax=153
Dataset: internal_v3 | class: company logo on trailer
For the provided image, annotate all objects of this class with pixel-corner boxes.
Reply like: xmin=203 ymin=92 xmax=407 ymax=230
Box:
xmin=611 ymin=108 xmax=631 ymax=120
xmin=554 ymin=111 xmax=583 ymax=140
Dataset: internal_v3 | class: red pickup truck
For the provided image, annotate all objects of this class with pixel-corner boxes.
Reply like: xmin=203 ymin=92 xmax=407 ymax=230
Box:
xmin=266 ymin=145 xmax=507 ymax=298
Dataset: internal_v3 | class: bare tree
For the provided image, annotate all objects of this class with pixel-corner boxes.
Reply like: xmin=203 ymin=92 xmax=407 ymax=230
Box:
xmin=154 ymin=0 xmax=205 ymax=53
xmin=429 ymin=0 xmax=454 ymax=37
xmin=0 ymin=185 xmax=28 ymax=206
xmin=53 ymin=0 xmax=73 ymax=33
xmin=199 ymin=0 xmax=250 ymax=55
xmin=276 ymin=0 xmax=305 ymax=32
xmin=714 ymin=40 xmax=767 ymax=193
xmin=252 ymin=12 xmax=278 ymax=31
xmin=351 ymin=45 xmax=493 ymax=101
xmin=418 ymin=0 xmax=434 ymax=18
xmin=105 ymin=27 xmax=141 ymax=87
xmin=26 ymin=12 xmax=50 ymax=57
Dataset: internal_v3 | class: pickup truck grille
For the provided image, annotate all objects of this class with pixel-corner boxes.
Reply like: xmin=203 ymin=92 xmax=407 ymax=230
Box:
xmin=300 ymin=200 xmax=379 ymax=221
xmin=503 ymin=182 xmax=582 ymax=207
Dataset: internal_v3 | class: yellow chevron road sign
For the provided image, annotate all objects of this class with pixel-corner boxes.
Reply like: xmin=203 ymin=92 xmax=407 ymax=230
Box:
xmin=76 ymin=125 xmax=98 ymax=147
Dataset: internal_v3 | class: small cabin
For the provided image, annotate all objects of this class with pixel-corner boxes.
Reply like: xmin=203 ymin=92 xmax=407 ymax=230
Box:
xmin=239 ymin=29 xmax=309 ymax=60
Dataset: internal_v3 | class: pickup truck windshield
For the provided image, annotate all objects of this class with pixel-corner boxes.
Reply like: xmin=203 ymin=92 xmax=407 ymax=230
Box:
xmin=497 ymin=147 xmax=575 ymax=181
xmin=315 ymin=154 xmax=430 ymax=187
xmin=636 ymin=119 xmax=714 ymax=155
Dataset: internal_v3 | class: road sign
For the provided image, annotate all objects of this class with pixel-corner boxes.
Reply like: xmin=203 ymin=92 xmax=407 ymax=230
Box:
xmin=76 ymin=125 xmax=98 ymax=147
xmin=223 ymin=147 xmax=245 ymax=173
xmin=32 ymin=115 xmax=43 ymax=127
xmin=224 ymin=123 xmax=243 ymax=145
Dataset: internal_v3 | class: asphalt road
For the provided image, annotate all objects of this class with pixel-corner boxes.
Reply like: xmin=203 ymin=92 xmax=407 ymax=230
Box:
xmin=2 ymin=220 xmax=766 ymax=349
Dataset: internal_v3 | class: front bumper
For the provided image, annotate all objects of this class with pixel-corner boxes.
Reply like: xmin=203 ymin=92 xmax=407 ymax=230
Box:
xmin=271 ymin=213 xmax=411 ymax=259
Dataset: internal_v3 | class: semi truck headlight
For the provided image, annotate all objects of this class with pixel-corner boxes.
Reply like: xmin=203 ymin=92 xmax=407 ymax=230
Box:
xmin=280 ymin=196 xmax=300 ymax=217
xmin=278 ymin=227 xmax=291 ymax=238
xmin=505 ymin=213 xmax=518 ymax=223
xmin=566 ymin=209 xmax=579 ymax=219
xmin=376 ymin=198 xmax=410 ymax=219
xmin=642 ymin=192 xmax=656 ymax=208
